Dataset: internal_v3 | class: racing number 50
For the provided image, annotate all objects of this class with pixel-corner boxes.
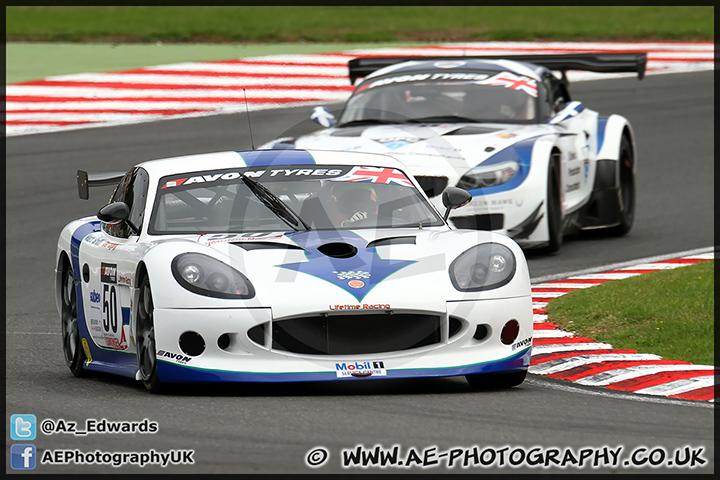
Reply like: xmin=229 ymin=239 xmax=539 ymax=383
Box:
xmin=103 ymin=284 xmax=118 ymax=334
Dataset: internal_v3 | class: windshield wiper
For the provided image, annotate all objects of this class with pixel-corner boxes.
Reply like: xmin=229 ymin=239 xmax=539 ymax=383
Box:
xmin=240 ymin=174 xmax=311 ymax=231
xmin=406 ymin=115 xmax=478 ymax=124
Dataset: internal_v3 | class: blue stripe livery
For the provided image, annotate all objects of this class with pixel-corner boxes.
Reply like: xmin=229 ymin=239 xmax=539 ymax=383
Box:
xmin=466 ymin=137 xmax=536 ymax=196
xmin=278 ymin=230 xmax=415 ymax=302
xmin=70 ymin=221 xmax=138 ymax=378
xmin=596 ymin=116 xmax=608 ymax=154
xmin=238 ymin=149 xmax=315 ymax=167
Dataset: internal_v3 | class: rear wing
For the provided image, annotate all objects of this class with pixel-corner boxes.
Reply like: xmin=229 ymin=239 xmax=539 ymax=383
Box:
xmin=348 ymin=53 xmax=647 ymax=85
xmin=77 ymin=170 xmax=125 ymax=200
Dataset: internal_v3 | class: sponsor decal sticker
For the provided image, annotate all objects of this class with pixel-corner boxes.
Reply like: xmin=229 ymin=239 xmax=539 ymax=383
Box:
xmin=161 ymin=178 xmax=188 ymax=189
xmin=365 ymin=73 xmax=432 ymax=90
xmin=89 ymin=289 xmax=101 ymax=304
xmin=100 ymin=241 xmax=119 ymax=251
xmin=373 ymin=137 xmax=420 ymax=151
xmin=81 ymin=338 xmax=93 ymax=364
xmin=160 ymin=168 xmax=345 ymax=190
xmin=429 ymin=72 xmax=488 ymax=81
xmin=335 ymin=361 xmax=387 ymax=378
xmin=200 ymin=232 xmax=285 ymax=246
xmin=566 ymin=182 xmax=580 ymax=193
xmin=335 ymin=271 xmax=371 ymax=280
xmin=157 ymin=350 xmax=192 ymax=364
xmin=328 ymin=303 xmax=391 ymax=310
xmin=100 ymin=263 xmax=117 ymax=284
xmin=512 ymin=337 xmax=532 ymax=351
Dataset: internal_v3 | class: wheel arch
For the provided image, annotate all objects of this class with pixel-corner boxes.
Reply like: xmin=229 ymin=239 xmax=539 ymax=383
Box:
xmin=597 ymin=114 xmax=636 ymax=165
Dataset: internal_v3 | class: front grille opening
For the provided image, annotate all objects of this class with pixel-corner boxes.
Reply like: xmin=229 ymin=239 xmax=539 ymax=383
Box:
xmin=248 ymin=322 xmax=268 ymax=347
xmin=271 ymin=314 xmax=442 ymax=355
xmin=452 ymin=214 xmax=504 ymax=231
xmin=473 ymin=324 xmax=490 ymax=341
xmin=449 ymin=316 xmax=463 ymax=338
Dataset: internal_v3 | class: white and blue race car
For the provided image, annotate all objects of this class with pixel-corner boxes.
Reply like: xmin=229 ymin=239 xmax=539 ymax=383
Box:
xmin=262 ymin=53 xmax=646 ymax=253
xmin=56 ymin=149 xmax=533 ymax=393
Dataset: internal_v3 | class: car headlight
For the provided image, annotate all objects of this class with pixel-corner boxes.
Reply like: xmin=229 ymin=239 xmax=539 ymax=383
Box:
xmin=172 ymin=253 xmax=255 ymax=299
xmin=449 ymin=243 xmax=516 ymax=291
xmin=456 ymin=160 xmax=519 ymax=189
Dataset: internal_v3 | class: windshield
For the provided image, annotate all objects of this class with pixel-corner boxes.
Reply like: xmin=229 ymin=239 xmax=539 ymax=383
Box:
xmin=339 ymin=70 xmax=538 ymax=125
xmin=149 ymin=164 xmax=445 ymax=234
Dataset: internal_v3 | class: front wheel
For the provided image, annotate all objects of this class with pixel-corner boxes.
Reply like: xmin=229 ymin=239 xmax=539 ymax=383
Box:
xmin=61 ymin=263 xmax=86 ymax=377
xmin=136 ymin=276 xmax=161 ymax=393
xmin=465 ymin=370 xmax=527 ymax=390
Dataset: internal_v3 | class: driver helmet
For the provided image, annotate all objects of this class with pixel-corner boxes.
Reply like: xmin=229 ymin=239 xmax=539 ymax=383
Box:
xmin=330 ymin=182 xmax=378 ymax=216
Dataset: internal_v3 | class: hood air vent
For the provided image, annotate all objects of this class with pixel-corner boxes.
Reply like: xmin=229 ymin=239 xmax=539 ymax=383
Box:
xmin=444 ymin=126 xmax=500 ymax=136
xmin=366 ymin=236 xmax=416 ymax=248
xmin=317 ymin=242 xmax=358 ymax=258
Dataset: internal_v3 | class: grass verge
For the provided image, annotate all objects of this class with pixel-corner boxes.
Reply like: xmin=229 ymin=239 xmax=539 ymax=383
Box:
xmin=546 ymin=261 xmax=714 ymax=365
xmin=6 ymin=6 xmax=713 ymax=42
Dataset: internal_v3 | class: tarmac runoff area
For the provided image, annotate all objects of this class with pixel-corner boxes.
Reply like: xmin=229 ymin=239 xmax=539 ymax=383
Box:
xmin=529 ymin=248 xmax=715 ymax=402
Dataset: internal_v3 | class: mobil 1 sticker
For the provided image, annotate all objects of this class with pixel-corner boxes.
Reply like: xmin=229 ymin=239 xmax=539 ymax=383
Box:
xmin=335 ymin=361 xmax=387 ymax=378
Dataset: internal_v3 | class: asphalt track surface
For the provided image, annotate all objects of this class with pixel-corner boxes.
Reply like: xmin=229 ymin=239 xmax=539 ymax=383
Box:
xmin=5 ymin=71 xmax=714 ymax=474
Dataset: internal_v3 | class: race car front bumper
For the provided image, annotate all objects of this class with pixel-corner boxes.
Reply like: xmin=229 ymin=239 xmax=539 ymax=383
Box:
xmin=151 ymin=295 xmax=533 ymax=384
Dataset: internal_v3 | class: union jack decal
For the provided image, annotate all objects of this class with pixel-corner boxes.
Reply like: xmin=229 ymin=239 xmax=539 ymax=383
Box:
xmin=334 ymin=166 xmax=413 ymax=187
xmin=476 ymin=72 xmax=538 ymax=97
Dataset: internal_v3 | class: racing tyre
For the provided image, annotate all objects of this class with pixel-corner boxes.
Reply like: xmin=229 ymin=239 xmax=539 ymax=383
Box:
xmin=137 ymin=276 xmax=161 ymax=393
xmin=465 ymin=370 xmax=527 ymax=390
xmin=608 ymin=136 xmax=635 ymax=236
xmin=61 ymin=263 xmax=87 ymax=377
xmin=542 ymin=158 xmax=563 ymax=253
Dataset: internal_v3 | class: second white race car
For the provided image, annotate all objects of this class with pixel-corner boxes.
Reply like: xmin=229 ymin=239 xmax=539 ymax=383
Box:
xmin=262 ymin=53 xmax=646 ymax=253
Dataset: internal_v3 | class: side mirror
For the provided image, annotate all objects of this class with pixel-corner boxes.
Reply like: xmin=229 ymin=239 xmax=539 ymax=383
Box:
xmin=310 ymin=106 xmax=337 ymax=128
xmin=98 ymin=202 xmax=130 ymax=224
xmin=97 ymin=202 xmax=140 ymax=235
xmin=441 ymin=187 xmax=472 ymax=221
xmin=549 ymin=101 xmax=585 ymax=125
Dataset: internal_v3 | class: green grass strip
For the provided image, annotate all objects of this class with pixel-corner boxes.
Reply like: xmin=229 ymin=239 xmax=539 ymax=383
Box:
xmin=546 ymin=261 xmax=714 ymax=366
xmin=6 ymin=6 xmax=713 ymax=43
